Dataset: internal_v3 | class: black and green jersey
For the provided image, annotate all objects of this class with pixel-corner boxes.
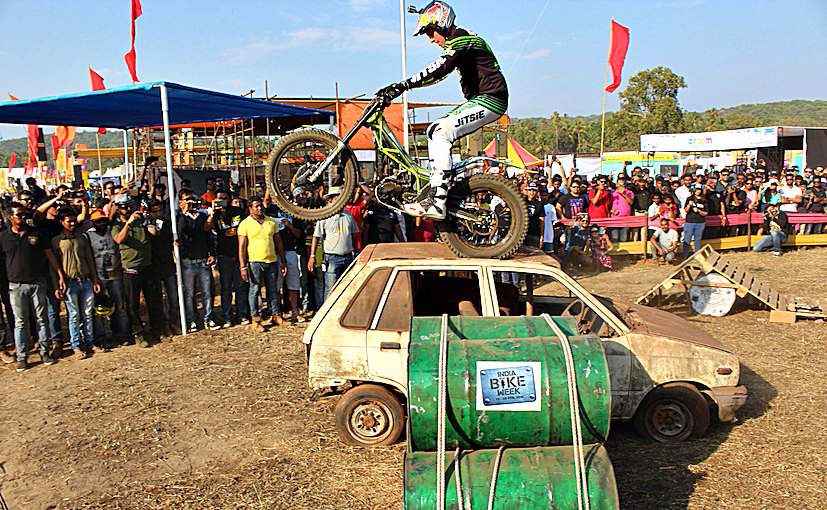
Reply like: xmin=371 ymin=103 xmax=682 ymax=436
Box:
xmin=404 ymin=26 xmax=508 ymax=114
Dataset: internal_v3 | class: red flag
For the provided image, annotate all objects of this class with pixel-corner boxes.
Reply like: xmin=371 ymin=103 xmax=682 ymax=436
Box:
xmin=8 ymin=152 xmax=16 ymax=171
xmin=27 ymin=125 xmax=39 ymax=168
xmin=605 ymin=20 xmax=630 ymax=93
xmin=89 ymin=67 xmax=106 ymax=90
xmin=51 ymin=133 xmax=61 ymax=159
xmin=89 ymin=67 xmax=108 ymax=134
xmin=123 ymin=0 xmax=143 ymax=82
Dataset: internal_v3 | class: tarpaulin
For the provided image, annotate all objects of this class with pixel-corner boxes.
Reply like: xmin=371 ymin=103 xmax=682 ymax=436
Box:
xmin=0 ymin=81 xmax=332 ymax=129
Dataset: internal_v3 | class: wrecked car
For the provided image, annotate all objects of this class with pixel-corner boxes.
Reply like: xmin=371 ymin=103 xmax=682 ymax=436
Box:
xmin=303 ymin=243 xmax=747 ymax=446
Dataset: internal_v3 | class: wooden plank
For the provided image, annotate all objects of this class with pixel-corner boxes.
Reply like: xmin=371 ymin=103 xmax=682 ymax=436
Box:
xmin=731 ymin=268 xmax=745 ymax=285
xmin=769 ymin=310 xmax=797 ymax=324
xmin=707 ymin=251 xmax=721 ymax=268
xmin=768 ymin=289 xmax=780 ymax=309
xmin=741 ymin=273 xmax=755 ymax=291
xmin=752 ymin=281 xmax=771 ymax=303
xmin=778 ymin=294 xmax=791 ymax=312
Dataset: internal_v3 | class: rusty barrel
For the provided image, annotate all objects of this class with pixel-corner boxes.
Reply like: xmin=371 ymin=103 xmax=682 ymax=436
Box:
xmin=404 ymin=445 xmax=619 ymax=510
xmin=407 ymin=316 xmax=611 ymax=451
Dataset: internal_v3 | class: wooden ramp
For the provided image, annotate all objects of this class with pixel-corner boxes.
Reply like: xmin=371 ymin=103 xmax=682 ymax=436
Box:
xmin=636 ymin=245 xmax=825 ymax=322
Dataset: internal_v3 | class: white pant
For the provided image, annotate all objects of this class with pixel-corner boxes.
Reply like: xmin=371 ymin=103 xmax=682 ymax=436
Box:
xmin=426 ymin=101 xmax=501 ymax=188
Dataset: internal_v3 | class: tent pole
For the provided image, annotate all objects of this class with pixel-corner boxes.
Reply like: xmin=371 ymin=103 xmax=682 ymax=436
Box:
xmin=122 ymin=130 xmax=129 ymax=184
xmin=160 ymin=83 xmax=188 ymax=336
xmin=399 ymin=0 xmax=409 ymax=150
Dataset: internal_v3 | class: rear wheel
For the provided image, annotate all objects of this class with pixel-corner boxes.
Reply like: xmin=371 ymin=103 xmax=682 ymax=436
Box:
xmin=265 ymin=129 xmax=357 ymax=221
xmin=439 ymin=174 xmax=527 ymax=259
xmin=334 ymin=384 xmax=405 ymax=446
xmin=633 ymin=383 xmax=710 ymax=442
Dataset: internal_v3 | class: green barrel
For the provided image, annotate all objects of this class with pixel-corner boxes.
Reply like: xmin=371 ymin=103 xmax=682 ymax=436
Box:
xmin=404 ymin=445 xmax=619 ymax=510
xmin=408 ymin=316 xmax=610 ymax=451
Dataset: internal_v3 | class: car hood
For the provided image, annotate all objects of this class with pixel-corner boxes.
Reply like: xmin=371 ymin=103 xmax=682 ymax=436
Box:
xmin=620 ymin=302 xmax=730 ymax=353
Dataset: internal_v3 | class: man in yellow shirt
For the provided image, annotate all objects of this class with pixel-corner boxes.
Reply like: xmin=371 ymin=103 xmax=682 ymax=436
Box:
xmin=238 ymin=197 xmax=287 ymax=324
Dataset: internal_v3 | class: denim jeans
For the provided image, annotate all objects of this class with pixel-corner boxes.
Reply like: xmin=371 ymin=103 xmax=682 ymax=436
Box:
xmin=45 ymin=279 xmax=63 ymax=342
xmin=312 ymin=263 xmax=325 ymax=311
xmin=218 ymin=255 xmax=249 ymax=321
xmin=682 ymin=222 xmax=705 ymax=258
xmin=182 ymin=259 xmax=213 ymax=325
xmin=94 ymin=278 xmax=131 ymax=342
xmin=159 ymin=273 xmax=181 ymax=329
xmin=323 ymin=253 xmax=353 ymax=301
xmin=9 ymin=280 xmax=51 ymax=362
xmin=65 ymin=278 xmax=95 ymax=350
xmin=753 ymin=231 xmax=786 ymax=252
xmin=248 ymin=261 xmax=280 ymax=317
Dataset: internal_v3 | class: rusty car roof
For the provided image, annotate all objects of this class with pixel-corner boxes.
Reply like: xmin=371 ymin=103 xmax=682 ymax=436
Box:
xmin=358 ymin=243 xmax=561 ymax=268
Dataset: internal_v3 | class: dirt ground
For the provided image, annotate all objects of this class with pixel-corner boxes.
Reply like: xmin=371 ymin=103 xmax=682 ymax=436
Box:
xmin=1 ymin=248 xmax=825 ymax=509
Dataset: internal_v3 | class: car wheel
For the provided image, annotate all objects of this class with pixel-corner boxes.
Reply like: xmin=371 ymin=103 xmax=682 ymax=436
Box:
xmin=334 ymin=384 xmax=405 ymax=447
xmin=633 ymin=383 xmax=710 ymax=442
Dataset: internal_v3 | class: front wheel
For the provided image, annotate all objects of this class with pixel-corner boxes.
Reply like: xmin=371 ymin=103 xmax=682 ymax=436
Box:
xmin=439 ymin=174 xmax=528 ymax=259
xmin=633 ymin=383 xmax=711 ymax=442
xmin=265 ymin=129 xmax=357 ymax=221
xmin=334 ymin=384 xmax=406 ymax=446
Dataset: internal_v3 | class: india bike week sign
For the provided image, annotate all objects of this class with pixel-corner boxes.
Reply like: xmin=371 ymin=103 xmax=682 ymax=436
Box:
xmin=475 ymin=361 xmax=543 ymax=412
xmin=641 ymin=127 xmax=779 ymax=152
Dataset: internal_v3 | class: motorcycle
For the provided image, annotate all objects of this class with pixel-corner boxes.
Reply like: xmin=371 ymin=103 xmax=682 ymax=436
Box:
xmin=264 ymin=93 xmax=527 ymax=259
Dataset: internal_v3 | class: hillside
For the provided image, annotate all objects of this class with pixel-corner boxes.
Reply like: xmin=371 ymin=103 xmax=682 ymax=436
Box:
xmin=1 ymin=99 xmax=825 ymax=166
xmin=712 ymin=99 xmax=827 ymax=127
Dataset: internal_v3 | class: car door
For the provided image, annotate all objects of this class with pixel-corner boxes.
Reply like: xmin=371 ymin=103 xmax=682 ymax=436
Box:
xmin=367 ymin=266 xmax=487 ymax=394
xmin=485 ymin=267 xmax=633 ymax=419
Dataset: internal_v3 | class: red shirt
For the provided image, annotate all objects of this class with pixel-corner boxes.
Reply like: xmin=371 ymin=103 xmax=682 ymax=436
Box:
xmin=413 ymin=218 xmax=436 ymax=242
xmin=587 ymin=188 xmax=611 ymax=219
xmin=344 ymin=199 xmax=368 ymax=251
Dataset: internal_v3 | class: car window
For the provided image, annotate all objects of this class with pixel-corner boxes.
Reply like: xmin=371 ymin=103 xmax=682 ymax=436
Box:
xmin=373 ymin=269 xmax=483 ymax=331
xmin=492 ymin=269 xmax=618 ymax=338
xmin=492 ymin=270 xmax=573 ymax=317
xmin=341 ymin=268 xmax=391 ymax=329
xmin=375 ymin=271 xmax=413 ymax=331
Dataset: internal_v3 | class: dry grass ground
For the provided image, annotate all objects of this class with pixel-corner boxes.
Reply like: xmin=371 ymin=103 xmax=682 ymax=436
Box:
xmin=1 ymin=248 xmax=825 ymax=509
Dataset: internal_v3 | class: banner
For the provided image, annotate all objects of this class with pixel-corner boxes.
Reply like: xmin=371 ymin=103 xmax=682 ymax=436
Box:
xmin=641 ymin=127 xmax=779 ymax=152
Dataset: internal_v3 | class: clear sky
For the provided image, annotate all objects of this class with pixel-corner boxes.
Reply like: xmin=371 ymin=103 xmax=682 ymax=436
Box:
xmin=1 ymin=0 xmax=825 ymax=139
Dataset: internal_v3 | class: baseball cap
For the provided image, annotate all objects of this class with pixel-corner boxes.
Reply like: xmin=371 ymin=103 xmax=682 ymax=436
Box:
xmin=90 ymin=209 xmax=108 ymax=221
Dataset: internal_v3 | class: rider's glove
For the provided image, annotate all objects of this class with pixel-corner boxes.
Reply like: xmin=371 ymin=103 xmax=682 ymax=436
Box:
xmin=376 ymin=82 xmax=406 ymax=105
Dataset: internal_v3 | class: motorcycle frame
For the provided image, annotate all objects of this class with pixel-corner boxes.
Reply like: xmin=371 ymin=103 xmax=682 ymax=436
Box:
xmin=311 ymin=97 xmax=522 ymax=193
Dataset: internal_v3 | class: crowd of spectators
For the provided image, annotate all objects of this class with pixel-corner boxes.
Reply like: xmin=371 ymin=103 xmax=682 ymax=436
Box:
xmin=1 ymin=161 xmax=824 ymax=372
xmin=0 ymin=175 xmax=413 ymax=373
xmin=515 ymin=160 xmax=826 ymax=267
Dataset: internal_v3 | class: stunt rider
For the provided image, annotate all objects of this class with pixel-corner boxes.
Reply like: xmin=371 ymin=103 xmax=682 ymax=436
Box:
xmin=377 ymin=1 xmax=508 ymax=220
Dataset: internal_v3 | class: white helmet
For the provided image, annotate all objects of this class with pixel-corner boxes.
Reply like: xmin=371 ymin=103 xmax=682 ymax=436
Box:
xmin=413 ymin=1 xmax=455 ymax=36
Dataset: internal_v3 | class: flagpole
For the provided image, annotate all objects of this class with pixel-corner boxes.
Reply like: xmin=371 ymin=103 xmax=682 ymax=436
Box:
xmin=599 ymin=19 xmax=612 ymax=174
xmin=95 ymin=132 xmax=103 ymax=173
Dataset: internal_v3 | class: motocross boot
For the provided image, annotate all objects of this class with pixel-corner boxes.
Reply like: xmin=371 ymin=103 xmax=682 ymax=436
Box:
xmin=403 ymin=184 xmax=447 ymax=220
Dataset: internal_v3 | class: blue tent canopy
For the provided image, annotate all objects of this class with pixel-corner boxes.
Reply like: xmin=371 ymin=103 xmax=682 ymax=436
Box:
xmin=0 ymin=81 xmax=332 ymax=129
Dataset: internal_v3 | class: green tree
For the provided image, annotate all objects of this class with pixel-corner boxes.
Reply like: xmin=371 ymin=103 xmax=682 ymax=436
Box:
xmin=619 ymin=66 xmax=687 ymax=135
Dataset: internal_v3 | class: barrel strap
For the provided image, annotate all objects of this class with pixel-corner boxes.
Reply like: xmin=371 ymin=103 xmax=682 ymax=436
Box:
xmin=436 ymin=313 xmax=449 ymax=510
xmin=454 ymin=447 xmax=464 ymax=510
xmin=486 ymin=446 xmax=506 ymax=510
xmin=542 ymin=313 xmax=590 ymax=510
